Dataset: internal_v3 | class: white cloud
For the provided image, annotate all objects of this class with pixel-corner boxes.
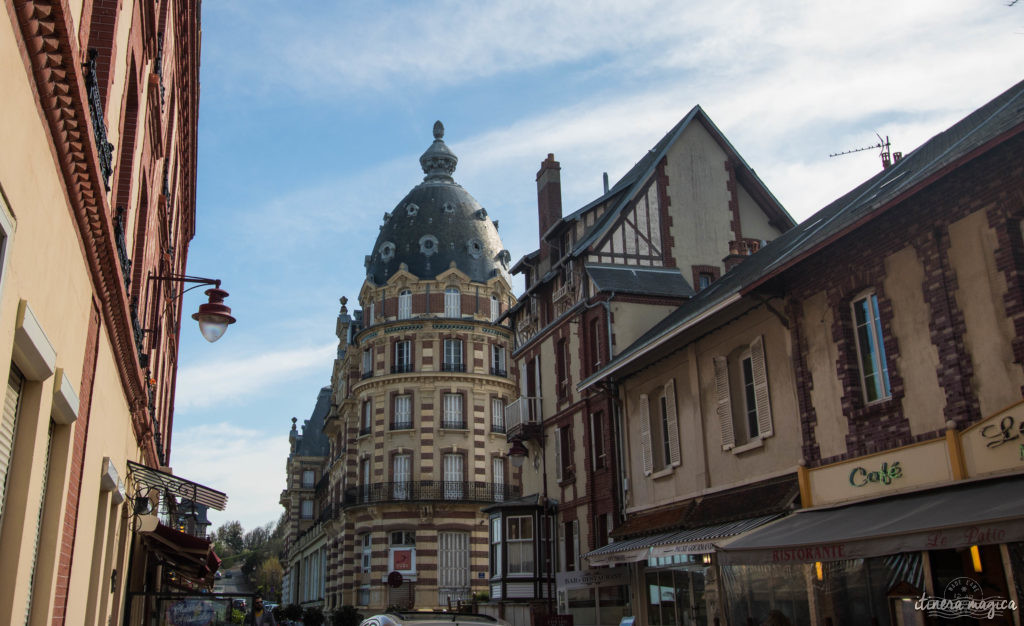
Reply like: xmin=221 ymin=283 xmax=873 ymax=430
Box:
xmin=175 ymin=342 xmax=336 ymax=410
xmin=169 ymin=422 xmax=289 ymax=531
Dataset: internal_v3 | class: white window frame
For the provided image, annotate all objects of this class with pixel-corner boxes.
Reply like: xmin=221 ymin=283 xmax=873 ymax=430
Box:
xmin=300 ymin=499 xmax=313 ymax=520
xmin=398 ymin=289 xmax=412 ymax=320
xmin=393 ymin=394 xmax=412 ymax=429
xmin=852 ymin=292 xmax=891 ymax=404
xmin=490 ymin=295 xmax=500 ymax=322
xmin=443 ymin=453 xmax=464 ymax=500
xmin=445 ymin=288 xmax=461 ymax=318
xmin=362 ymin=399 xmax=373 ymax=432
xmin=491 ymin=397 xmax=505 ymax=432
xmin=302 ymin=470 xmax=315 ymax=488
xmin=490 ymin=517 xmax=502 ymax=577
xmin=491 ymin=345 xmax=506 ymax=375
xmin=362 ymin=349 xmax=373 ymax=377
xmin=394 ymin=340 xmax=411 ymax=371
xmin=713 ymin=336 xmax=773 ymax=453
xmin=493 ymin=456 xmax=505 ymax=502
xmin=444 ymin=338 xmax=463 ymax=369
xmin=360 ymin=534 xmax=372 ymax=572
xmin=506 ymin=515 xmax=534 ymax=575
xmin=393 ymin=453 xmax=411 ymax=500
xmin=442 ymin=393 xmax=464 ymax=429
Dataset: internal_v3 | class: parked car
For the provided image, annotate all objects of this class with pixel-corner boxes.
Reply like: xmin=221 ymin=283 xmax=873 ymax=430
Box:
xmin=359 ymin=612 xmax=509 ymax=626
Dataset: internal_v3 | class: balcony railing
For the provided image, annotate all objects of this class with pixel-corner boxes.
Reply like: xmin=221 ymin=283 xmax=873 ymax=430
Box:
xmin=440 ymin=417 xmax=467 ymax=430
xmin=83 ymin=48 xmax=114 ymax=189
xmin=490 ymin=366 xmax=507 ymax=377
xmin=441 ymin=362 xmax=466 ymax=373
xmin=344 ymin=481 xmax=519 ymax=506
xmin=390 ymin=419 xmax=413 ymax=431
xmin=361 ymin=371 xmax=373 ymax=380
xmin=505 ymin=396 xmax=542 ymax=432
xmin=359 ymin=425 xmax=371 ymax=436
xmin=391 ymin=363 xmax=414 ymax=374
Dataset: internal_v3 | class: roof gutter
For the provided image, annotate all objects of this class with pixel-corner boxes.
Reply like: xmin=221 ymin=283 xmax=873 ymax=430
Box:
xmin=578 ymin=292 xmax=743 ymax=391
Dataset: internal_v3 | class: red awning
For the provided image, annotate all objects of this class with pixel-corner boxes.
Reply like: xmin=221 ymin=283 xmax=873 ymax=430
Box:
xmin=139 ymin=515 xmax=218 ymax=582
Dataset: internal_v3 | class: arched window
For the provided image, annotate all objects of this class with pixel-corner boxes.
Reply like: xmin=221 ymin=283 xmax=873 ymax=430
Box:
xmin=445 ymin=288 xmax=460 ymax=318
xmin=398 ymin=290 xmax=412 ymax=320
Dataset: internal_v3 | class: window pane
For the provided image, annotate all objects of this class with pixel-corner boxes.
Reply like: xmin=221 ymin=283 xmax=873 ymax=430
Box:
xmin=742 ymin=357 xmax=759 ymax=437
xmin=445 ymin=288 xmax=461 ymax=317
xmin=398 ymin=290 xmax=412 ymax=320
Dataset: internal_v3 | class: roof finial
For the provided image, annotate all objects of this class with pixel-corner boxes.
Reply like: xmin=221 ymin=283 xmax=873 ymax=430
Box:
xmin=420 ymin=120 xmax=458 ymax=183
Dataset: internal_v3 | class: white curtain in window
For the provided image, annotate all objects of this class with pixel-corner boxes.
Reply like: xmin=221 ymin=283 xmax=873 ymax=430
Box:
xmin=395 ymin=395 xmax=411 ymax=428
xmin=490 ymin=295 xmax=500 ymax=322
xmin=398 ymin=290 xmax=412 ymax=320
xmin=493 ymin=457 xmax=504 ymax=502
xmin=445 ymin=288 xmax=461 ymax=318
xmin=443 ymin=393 xmax=463 ymax=428
xmin=394 ymin=454 xmax=410 ymax=500
xmin=443 ymin=453 xmax=463 ymax=499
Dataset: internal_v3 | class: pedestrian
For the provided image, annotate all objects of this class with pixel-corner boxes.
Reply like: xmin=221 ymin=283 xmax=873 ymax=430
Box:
xmin=244 ymin=596 xmax=277 ymax=625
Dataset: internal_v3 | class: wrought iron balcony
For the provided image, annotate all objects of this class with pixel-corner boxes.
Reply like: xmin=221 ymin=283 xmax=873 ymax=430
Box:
xmin=390 ymin=419 xmax=413 ymax=431
xmin=490 ymin=366 xmax=507 ymax=377
xmin=361 ymin=370 xmax=373 ymax=380
xmin=83 ymin=48 xmax=114 ymax=189
xmin=343 ymin=480 xmax=519 ymax=506
xmin=441 ymin=362 xmax=466 ymax=373
xmin=441 ymin=417 xmax=467 ymax=430
xmin=359 ymin=425 xmax=371 ymax=436
xmin=113 ymin=206 xmax=132 ymax=291
xmin=391 ymin=363 xmax=414 ymax=374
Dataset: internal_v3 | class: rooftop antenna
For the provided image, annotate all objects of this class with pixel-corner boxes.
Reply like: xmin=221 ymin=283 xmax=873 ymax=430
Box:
xmin=829 ymin=133 xmax=901 ymax=169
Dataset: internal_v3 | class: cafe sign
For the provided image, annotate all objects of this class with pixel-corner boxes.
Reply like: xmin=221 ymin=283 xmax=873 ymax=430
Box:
xmin=961 ymin=399 xmax=1024 ymax=478
xmin=809 ymin=438 xmax=952 ymax=507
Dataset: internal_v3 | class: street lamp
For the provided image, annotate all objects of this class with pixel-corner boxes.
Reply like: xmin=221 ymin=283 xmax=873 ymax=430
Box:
xmin=149 ymin=274 xmax=236 ymax=342
xmin=508 ymin=437 xmax=529 ymax=468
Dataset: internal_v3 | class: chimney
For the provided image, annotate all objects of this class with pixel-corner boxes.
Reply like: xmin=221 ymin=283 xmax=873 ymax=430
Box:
xmin=536 ymin=154 xmax=562 ymax=261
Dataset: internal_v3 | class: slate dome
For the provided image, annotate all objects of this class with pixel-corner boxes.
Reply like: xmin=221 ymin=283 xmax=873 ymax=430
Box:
xmin=365 ymin=122 xmax=511 ymax=286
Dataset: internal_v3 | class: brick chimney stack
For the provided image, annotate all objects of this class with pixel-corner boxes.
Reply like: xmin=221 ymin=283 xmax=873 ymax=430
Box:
xmin=536 ymin=153 xmax=562 ymax=261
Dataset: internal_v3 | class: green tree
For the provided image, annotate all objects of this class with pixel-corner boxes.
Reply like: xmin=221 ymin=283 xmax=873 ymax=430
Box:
xmin=255 ymin=556 xmax=283 ymax=599
xmin=215 ymin=520 xmax=245 ymax=555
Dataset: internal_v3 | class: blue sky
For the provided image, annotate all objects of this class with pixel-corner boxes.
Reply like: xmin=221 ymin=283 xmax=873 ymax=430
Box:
xmin=167 ymin=1 xmax=1024 ymax=531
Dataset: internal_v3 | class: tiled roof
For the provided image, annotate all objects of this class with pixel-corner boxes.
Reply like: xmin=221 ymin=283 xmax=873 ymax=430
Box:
xmin=584 ymin=77 xmax=1024 ymax=389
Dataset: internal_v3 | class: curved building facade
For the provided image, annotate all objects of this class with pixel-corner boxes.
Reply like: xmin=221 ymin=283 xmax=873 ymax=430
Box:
xmin=320 ymin=123 xmax=517 ymax=612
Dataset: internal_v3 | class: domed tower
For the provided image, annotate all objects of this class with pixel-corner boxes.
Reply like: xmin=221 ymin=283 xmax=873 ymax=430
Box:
xmin=322 ymin=123 xmax=518 ymax=612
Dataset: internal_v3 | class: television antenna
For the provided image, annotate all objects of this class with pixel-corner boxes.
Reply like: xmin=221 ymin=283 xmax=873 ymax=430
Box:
xmin=829 ymin=133 xmax=901 ymax=169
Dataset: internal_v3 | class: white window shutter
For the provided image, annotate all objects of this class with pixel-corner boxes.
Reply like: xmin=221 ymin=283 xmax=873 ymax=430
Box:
xmin=554 ymin=428 xmax=563 ymax=482
xmin=750 ymin=335 xmax=773 ymax=438
xmin=639 ymin=394 xmax=652 ymax=476
xmin=664 ymin=379 xmax=681 ymax=466
xmin=713 ymin=356 xmax=735 ymax=450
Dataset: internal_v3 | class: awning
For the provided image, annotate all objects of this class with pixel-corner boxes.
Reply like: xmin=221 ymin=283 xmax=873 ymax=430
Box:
xmin=584 ymin=514 xmax=782 ymax=567
xmin=718 ymin=473 xmax=1024 ymax=565
xmin=127 ymin=460 xmax=228 ymax=510
xmin=139 ymin=514 xmax=220 ymax=581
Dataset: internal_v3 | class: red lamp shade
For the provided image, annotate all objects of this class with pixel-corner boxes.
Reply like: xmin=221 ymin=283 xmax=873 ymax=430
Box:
xmin=191 ymin=287 xmax=236 ymax=343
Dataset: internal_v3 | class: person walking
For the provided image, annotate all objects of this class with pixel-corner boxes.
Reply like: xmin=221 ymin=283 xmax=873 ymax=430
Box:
xmin=244 ymin=596 xmax=277 ymax=625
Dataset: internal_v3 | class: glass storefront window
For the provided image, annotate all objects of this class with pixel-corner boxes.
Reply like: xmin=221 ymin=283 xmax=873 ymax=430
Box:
xmin=645 ymin=566 xmax=707 ymax=626
xmin=569 ymin=588 xmax=597 ymax=626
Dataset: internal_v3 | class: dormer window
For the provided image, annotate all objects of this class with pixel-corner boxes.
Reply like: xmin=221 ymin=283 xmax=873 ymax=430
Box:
xmin=443 ymin=202 xmax=455 ymax=214
xmin=405 ymin=203 xmax=419 ymax=217
xmin=467 ymin=238 xmax=483 ymax=259
xmin=420 ymin=235 xmax=438 ymax=256
xmin=379 ymin=241 xmax=395 ymax=262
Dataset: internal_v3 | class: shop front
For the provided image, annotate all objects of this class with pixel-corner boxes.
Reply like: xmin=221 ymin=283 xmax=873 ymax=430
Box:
xmin=557 ymin=567 xmax=632 ymax=626
xmin=584 ymin=515 xmax=783 ymax=625
xmin=716 ymin=410 xmax=1024 ymax=626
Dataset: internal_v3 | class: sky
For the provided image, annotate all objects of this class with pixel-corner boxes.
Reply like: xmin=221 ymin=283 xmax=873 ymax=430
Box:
xmin=168 ymin=0 xmax=1024 ymax=532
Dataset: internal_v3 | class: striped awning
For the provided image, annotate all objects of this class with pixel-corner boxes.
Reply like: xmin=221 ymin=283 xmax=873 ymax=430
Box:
xmin=127 ymin=461 xmax=228 ymax=511
xmin=584 ymin=514 xmax=781 ymax=566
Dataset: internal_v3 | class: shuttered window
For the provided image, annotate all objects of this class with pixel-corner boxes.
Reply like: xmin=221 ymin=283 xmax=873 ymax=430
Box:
xmin=638 ymin=394 xmax=653 ymax=476
xmin=0 ymin=365 xmax=25 ymax=526
xmin=490 ymin=295 xmax=500 ymax=322
xmin=438 ymin=531 xmax=471 ymax=605
xmin=714 ymin=336 xmax=773 ymax=451
xmin=442 ymin=393 xmax=464 ymax=429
